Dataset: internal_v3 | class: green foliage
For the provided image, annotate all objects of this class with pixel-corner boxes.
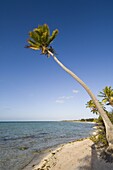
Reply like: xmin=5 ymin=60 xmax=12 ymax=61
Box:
xmin=26 ymin=24 xmax=58 ymax=56
xmin=96 ymin=115 xmax=104 ymax=124
xmin=80 ymin=118 xmax=96 ymax=122
xmin=91 ymin=113 xmax=113 ymax=147
xmin=86 ymin=86 xmax=113 ymax=115
xmin=87 ymin=86 xmax=113 ymax=147
xmin=47 ymin=29 xmax=59 ymax=45
xmin=98 ymin=86 xmax=113 ymax=106
xmin=86 ymin=100 xmax=103 ymax=114
xmin=90 ymin=130 xmax=108 ymax=147
xmin=93 ymin=113 xmax=113 ymax=125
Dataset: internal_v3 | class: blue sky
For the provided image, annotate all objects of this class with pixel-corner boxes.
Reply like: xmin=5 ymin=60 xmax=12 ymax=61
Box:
xmin=0 ymin=0 xmax=113 ymax=121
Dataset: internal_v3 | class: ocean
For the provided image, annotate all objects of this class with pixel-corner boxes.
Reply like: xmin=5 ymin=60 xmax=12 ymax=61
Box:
xmin=0 ymin=121 xmax=95 ymax=170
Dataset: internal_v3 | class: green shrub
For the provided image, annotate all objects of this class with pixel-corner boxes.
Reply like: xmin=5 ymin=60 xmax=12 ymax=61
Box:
xmin=91 ymin=112 xmax=113 ymax=147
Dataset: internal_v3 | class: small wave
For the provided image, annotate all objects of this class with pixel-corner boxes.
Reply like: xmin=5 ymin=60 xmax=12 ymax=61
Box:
xmin=1 ymin=132 xmax=49 ymax=141
xmin=1 ymin=135 xmax=36 ymax=141
xmin=38 ymin=132 xmax=48 ymax=135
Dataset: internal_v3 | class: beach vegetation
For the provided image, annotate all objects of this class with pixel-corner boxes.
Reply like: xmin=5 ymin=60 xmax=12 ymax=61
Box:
xmin=87 ymin=87 xmax=113 ymax=149
xmin=90 ymin=131 xmax=108 ymax=147
xmin=26 ymin=24 xmax=113 ymax=150
xmin=80 ymin=118 xmax=97 ymax=122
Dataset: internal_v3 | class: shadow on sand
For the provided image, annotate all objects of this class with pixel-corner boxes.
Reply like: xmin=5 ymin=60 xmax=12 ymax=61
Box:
xmin=77 ymin=144 xmax=113 ymax=170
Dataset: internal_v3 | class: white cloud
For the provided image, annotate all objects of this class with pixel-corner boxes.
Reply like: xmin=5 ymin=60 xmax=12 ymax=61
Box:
xmin=73 ymin=89 xmax=79 ymax=94
xmin=58 ymin=96 xmax=73 ymax=100
xmin=56 ymin=99 xmax=64 ymax=104
xmin=58 ymin=96 xmax=65 ymax=99
xmin=65 ymin=96 xmax=74 ymax=99
xmin=56 ymin=95 xmax=74 ymax=104
xmin=55 ymin=90 xmax=79 ymax=104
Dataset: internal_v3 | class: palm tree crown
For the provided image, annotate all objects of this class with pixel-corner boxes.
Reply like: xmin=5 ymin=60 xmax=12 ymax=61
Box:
xmin=86 ymin=100 xmax=104 ymax=114
xmin=98 ymin=86 xmax=113 ymax=106
xmin=26 ymin=24 xmax=58 ymax=57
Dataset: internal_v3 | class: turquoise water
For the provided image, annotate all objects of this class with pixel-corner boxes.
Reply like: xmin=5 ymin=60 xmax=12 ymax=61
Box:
xmin=0 ymin=121 xmax=94 ymax=170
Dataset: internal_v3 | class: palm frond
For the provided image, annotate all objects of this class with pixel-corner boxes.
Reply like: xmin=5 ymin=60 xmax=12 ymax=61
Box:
xmin=29 ymin=31 xmax=42 ymax=45
xmin=25 ymin=40 xmax=40 ymax=50
xmin=27 ymin=39 xmax=40 ymax=47
xmin=102 ymin=98 xmax=108 ymax=103
xmin=35 ymin=25 xmax=43 ymax=35
xmin=41 ymin=31 xmax=49 ymax=45
xmin=42 ymin=24 xmax=50 ymax=36
xmin=25 ymin=45 xmax=40 ymax=50
xmin=47 ymin=29 xmax=59 ymax=45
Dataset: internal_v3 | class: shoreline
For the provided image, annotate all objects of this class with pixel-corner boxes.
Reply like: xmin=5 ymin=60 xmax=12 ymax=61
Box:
xmin=0 ymin=121 xmax=95 ymax=170
xmin=23 ymin=123 xmax=97 ymax=170
xmin=23 ymin=145 xmax=63 ymax=170
xmin=32 ymin=138 xmax=113 ymax=170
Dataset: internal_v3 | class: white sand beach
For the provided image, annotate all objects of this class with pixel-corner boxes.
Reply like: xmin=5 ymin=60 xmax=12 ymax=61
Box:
xmin=33 ymin=138 xmax=113 ymax=170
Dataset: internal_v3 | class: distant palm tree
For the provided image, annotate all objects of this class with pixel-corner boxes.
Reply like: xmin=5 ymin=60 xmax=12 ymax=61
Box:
xmin=98 ymin=86 xmax=113 ymax=107
xmin=86 ymin=100 xmax=103 ymax=114
xmin=26 ymin=24 xmax=113 ymax=150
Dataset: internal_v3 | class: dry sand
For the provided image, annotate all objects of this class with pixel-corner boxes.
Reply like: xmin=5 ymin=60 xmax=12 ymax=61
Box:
xmin=33 ymin=138 xmax=113 ymax=170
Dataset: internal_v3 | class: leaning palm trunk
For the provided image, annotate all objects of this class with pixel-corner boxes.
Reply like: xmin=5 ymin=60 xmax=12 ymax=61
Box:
xmin=48 ymin=50 xmax=113 ymax=150
xmin=26 ymin=24 xmax=113 ymax=150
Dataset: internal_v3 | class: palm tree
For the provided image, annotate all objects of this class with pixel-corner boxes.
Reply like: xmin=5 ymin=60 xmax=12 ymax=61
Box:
xmin=86 ymin=100 xmax=103 ymax=114
xmin=98 ymin=86 xmax=113 ymax=107
xmin=26 ymin=24 xmax=113 ymax=150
